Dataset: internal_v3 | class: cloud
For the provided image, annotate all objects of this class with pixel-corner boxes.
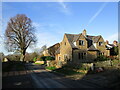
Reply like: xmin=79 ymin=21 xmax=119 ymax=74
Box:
xmin=27 ymin=32 xmax=61 ymax=52
xmin=105 ymin=33 xmax=118 ymax=43
xmin=87 ymin=2 xmax=108 ymax=25
xmin=32 ymin=22 xmax=41 ymax=27
xmin=33 ymin=22 xmax=65 ymax=34
xmin=58 ymin=0 xmax=67 ymax=9
xmin=27 ymin=22 xmax=64 ymax=52
xmin=32 ymin=22 xmax=48 ymax=32
xmin=58 ymin=0 xmax=71 ymax=15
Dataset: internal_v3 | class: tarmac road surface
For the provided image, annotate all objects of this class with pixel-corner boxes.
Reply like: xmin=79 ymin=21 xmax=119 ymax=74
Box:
xmin=25 ymin=63 xmax=102 ymax=88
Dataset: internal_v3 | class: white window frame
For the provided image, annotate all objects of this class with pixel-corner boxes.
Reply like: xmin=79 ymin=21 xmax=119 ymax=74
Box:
xmin=79 ymin=40 xmax=84 ymax=46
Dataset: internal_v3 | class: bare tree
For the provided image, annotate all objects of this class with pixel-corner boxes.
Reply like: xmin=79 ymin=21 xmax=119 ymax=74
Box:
xmin=40 ymin=45 xmax=47 ymax=51
xmin=5 ymin=14 xmax=36 ymax=61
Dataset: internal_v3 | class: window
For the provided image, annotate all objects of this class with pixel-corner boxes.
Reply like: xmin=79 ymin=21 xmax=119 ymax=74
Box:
xmin=79 ymin=40 xmax=84 ymax=45
xmin=84 ymin=53 xmax=86 ymax=56
xmin=84 ymin=53 xmax=86 ymax=59
xmin=65 ymin=42 xmax=66 ymax=45
xmin=78 ymin=52 xmax=86 ymax=59
xmin=59 ymin=57 xmax=60 ymax=60
xmin=99 ymin=42 xmax=103 ymax=46
xmin=78 ymin=53 xmax=81 ymax=59
xmin=81 ymin=53 xmax=84 ymax=59
xmin=99 ymin=52 xmax=102 ymax=56
xmin=64 ymin=54 xmax=68 ymax=61
xmin=102 ymin=52 xmax=104 ymax=55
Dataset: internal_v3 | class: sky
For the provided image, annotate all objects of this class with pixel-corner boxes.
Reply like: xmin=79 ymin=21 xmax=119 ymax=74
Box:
xmin=0 ymin=1 xmax=118 ymax=55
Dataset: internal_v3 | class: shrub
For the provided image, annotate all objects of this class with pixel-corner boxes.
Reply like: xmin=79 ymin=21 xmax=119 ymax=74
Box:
xmin=45 ymin=56 xmax=55 ymax=61
xmin=107 ymin=56 xmax=114 ymax=60
xmin=33 ymin=57 xmax=37 ymax=62
xmin=45 ymin=66 xmax=56 ymax=70
xmin=40 ymin=56 xmax=47 ymax=61
xmin=96 ymin=55 xmax=109 ymax=61
xmin=40 ymin=56 xmax=55 ymax=61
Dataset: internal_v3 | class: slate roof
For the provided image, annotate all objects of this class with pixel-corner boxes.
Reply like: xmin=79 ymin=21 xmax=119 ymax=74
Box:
xmin=92 ymin=35 xmax=101 ymax=43
xmin=47 ymin=43 xmax=60 ymax=56
xmin=88 ymin=45 xmax=98 ymax=51
xmin=55 ymin=47 xmax=60 ymax=54
xmin=64 ymin=33 xmax=101 ymax=51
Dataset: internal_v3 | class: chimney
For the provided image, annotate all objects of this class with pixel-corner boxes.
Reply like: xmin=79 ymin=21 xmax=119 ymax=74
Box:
xmin=113 ymin=40 xmax=118 ymax=46
xmin=82 ymin=29 xmax=87 ymax=36
xmin=106 ymin=40 xmax=109 ymax=44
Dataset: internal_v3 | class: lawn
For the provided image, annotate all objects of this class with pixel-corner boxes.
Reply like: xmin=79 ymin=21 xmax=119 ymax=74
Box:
xmin=54 ymin=68 xmax=85 ymax=75
xmin=34 ymin=63 xmax=44 ymax=65
xmin=53 ymin=65 xmax=86 ymax=76
xmin=45 ymin=59 xmax=120 ymax=80
xmin=45 ymin=66 xmax=56 ymax=70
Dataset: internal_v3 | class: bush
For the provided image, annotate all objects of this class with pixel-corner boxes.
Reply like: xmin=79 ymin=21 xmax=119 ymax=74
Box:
xmin=33 ymin=57 xmax=37 ymax=62
xmin=40 ymin=56 xmax=55 ymax=61
xmin=40 ymin=56 xmax=47 ymax=61
xmin=45 ymin=56 xmax=55 ymax=61
xmin=96 ymin=55 xmax=109 ymax=61
xmin=45 ymin=66 xmax=56 ymax=70
xmin=107 ymin=56 xmax=114 ymax=60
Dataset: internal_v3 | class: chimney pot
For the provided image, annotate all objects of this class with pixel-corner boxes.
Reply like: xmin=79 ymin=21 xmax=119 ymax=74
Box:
xmin=82 ymin=29 xmax=87 ymax=36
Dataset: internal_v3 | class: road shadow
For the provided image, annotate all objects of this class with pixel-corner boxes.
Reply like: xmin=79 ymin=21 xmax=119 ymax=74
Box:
xmin=2 ymin=61 xmax=34 ymax=89
xmin=2 ymin=73 xmax=34 ymax=88
xmin=2 ymin=61 xmax=120 ymax=89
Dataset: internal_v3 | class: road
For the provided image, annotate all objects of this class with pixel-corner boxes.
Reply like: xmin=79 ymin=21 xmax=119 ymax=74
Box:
xmin=3 ymin=62 xmax=103 ymax=88
xmin=2 ymin=62 xmax=120 ymax=88
xmin=25 ymin=63 xmax=102 ymax=88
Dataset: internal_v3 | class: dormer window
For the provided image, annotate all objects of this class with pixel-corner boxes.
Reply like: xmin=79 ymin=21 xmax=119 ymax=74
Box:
xmin=99 ymin=42 xmax=103 ymax=46
xmin=79 ymin=40 xmax=84 ymax=45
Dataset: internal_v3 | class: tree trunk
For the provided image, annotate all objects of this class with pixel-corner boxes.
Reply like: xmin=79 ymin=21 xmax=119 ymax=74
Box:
xmin=20 ymin=54 xmax=25 ymax=62
xmin=20 ymin=49 xmax=26 ymax=62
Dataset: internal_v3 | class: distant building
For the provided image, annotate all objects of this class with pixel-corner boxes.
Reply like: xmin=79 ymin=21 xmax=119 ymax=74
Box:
xmin=43 ymin=43 xmax=60 ymax=57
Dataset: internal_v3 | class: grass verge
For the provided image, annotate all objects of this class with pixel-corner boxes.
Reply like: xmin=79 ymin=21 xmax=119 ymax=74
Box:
xmin=34 ymin=63 xmax=44 ymax=65
xmin=53 ymin=65 xmax=86 ymax=76
xmin=45 ymin=66 xmax=56 ymax=70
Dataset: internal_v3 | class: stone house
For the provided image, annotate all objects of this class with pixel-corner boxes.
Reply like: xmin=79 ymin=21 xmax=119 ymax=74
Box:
xmin=55 ymin=29 xmax=111 ymax=66
xmin=43 ymin=43 xmax=60 ymax=57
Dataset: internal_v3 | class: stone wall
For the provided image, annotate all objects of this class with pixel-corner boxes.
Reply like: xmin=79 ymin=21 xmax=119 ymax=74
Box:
xmin=87 ymin=51 xmax=97 ymax=60
xmin=60 ymin=34 xmax=72 ymax=62
xmin=96 ymin=36 xmax=106 ymax=55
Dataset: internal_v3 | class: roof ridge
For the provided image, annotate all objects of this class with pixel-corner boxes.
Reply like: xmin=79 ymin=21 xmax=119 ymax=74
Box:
xmin=65 ymin=33 xmax=80 ymax=35
xmin=88 ymin=44 xmax=98 ymax=51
